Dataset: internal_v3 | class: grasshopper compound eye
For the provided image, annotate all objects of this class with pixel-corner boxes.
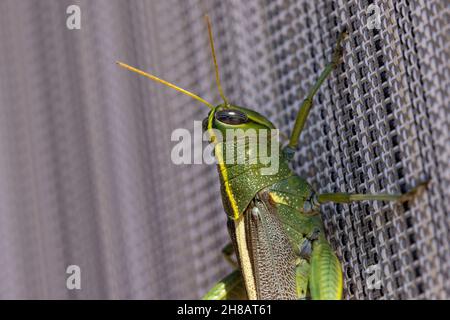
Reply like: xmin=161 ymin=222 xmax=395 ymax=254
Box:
xmin=215 ymin=109 xmax=248 ymax=125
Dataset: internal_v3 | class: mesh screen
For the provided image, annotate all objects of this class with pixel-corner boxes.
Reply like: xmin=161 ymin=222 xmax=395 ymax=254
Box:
xmin=0 ymin=0 xmax=448 ymax=299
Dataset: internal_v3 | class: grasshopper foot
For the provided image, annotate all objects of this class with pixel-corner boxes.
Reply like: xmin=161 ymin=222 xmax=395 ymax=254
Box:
xmin=398 ymin=178 xmax=430 ymax=203
xmin=331 ymin=30 xmax=348 ymax=67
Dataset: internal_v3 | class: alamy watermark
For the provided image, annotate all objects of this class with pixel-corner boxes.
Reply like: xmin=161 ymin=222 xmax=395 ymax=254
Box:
xmin=66 ymin=265 xmax=81 ymax=290
xmin=367 ymin=4 xmax=381 ymax=30
xmin=366 ymin=264 xmax=382 ymax=290
xmin=66 ymin=5 xmax=81 ymax=30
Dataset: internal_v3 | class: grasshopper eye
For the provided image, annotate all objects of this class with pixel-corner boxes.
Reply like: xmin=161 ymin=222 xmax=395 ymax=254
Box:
xmin=215 ymin=110 xmax=248 ymax=125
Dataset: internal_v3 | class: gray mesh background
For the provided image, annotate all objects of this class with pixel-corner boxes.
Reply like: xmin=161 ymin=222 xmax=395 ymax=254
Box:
xmin=0 ymin=0 xmax=448 ymax=299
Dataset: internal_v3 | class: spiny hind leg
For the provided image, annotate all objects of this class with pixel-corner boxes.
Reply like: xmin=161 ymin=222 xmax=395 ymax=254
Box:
xmin=317 ymin=180 xmax=429 ymax=205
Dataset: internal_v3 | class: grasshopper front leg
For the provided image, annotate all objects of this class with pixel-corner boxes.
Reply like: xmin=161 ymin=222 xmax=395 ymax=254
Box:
xmin=284 ymin=30 xmax=347 ymax=158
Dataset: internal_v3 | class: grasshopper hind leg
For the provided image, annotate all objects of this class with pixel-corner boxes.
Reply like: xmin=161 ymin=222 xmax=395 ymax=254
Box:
xmin=284 ymin=30 xmax=347 ymax=158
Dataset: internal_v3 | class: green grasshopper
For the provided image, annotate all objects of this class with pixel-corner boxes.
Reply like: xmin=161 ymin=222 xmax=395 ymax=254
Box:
xmin=117 ymin=16 xmax=428 ymax=300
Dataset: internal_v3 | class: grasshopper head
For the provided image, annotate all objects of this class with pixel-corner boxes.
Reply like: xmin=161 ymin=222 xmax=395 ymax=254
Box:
xmin=202 ymin=104 xmax=276 ymax=142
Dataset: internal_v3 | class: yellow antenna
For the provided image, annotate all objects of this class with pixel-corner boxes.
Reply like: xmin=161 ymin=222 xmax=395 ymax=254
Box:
xmin=116 ymin=61 xmax=214 ymax=109
xmin=204 ymin=15 xmax=229 ymax=106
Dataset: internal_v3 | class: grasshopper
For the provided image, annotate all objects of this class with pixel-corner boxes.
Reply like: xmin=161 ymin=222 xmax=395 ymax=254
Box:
xmin=117 ymin=16 xmax=428 ymax=300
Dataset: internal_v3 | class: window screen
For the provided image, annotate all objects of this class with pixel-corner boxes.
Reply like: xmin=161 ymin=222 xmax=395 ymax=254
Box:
xmin=0 ymin=0 xmax=448 ymax=299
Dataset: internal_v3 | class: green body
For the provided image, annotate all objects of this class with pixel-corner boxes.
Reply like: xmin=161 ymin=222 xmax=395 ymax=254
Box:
xmin=205 ymin=104 xmax=342 ymax=300
xmin=117 ymin=22 xmax=428 ymax=300
xmin=202 ymin=99 xmax=424 ymax=300
xmin=199 ymin=30 xmax=424 ymax=300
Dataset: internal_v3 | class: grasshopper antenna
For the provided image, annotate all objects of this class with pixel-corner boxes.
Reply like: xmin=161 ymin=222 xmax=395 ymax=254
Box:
xmin=205 ymin=15 xmax=229 ymax=106
xmin=116 ymin=61 xmax=214 ymax=109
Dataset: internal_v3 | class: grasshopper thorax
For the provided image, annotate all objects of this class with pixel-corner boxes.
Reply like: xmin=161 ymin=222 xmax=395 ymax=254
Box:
xmin=204 ymin=104 xmax=292 ymax=220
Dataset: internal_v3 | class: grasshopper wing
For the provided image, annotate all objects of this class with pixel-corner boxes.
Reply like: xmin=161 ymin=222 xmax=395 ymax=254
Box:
xmin=228 ymin=191 xmax=298 ymax=300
